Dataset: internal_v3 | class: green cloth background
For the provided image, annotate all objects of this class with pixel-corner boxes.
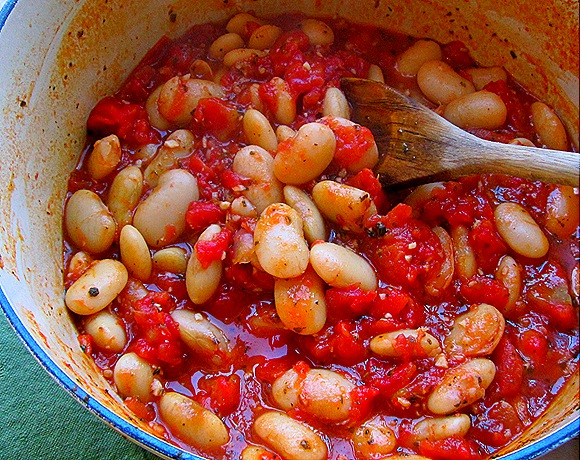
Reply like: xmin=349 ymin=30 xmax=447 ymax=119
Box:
xmin=0 ymin=313 xmax=158 ymax=460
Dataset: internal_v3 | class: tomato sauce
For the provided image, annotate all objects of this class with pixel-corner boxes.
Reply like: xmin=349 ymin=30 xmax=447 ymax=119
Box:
xmin=64 ymin=12 xmax=578 ymax=460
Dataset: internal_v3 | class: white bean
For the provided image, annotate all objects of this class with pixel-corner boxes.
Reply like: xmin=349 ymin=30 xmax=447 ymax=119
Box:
xmin=495 ymin=255 xmax=522 ymax=316
xmin=274 ymin=122 xmax=336 ymax=184
xmin=312 ymin=180 xmax=376 ymax=233
xmin=84 ymin=310 xmax=127 ymax=352
xmin=65 ymin=259 xmax=128 ymax=315
xmin=464 ymin=66 xmax=508 ymax=90
xmin=445 ymin=303 xmax=505 ymax=357
xmin=545 ymin=186 xmax=579 ymax=238
xmin=283 ymin=185 xmax=327 ymax=243
xmin=119 ymin=225 xmax=152 ymax=281
xmin=276 ymin=125 xmax=296 ymax=143
xmin=241 ymin=446 xmax=281 ymax=460
xmin=425 ymin=226 xmax=454 ymax=296
xmin=223 ymin=48 xmax=268 ymax=67
xmin=530 ymin=101 xmax=568 ymax=150
xmin=170 ymin=309 xmax=230 ymax=368
xmin=133 ymin=143 xmax=158 ymax=163
xmin=146 ymin=85 xmax=172 ymax=130
xmin=509 ymin=137 xmax=536 ymax=147
xmin=107 ymin=165 xmax=143 ymax=228
xmin=396 ymin=39 xmax=443 ymax=77
xmin=159 ymin=392 xmax=229 ymax=449
xmin=249 ymin=25 xmax=283 ymax=50
xmin=254 ymin=411 xmax=328 ymax=460
xmin=254 ymin=203 xmax=310 ymax=279
xmin=274 ymin=266 xmax=327 ymax=335
xmin=209 ymin=32 xmax=245 ymax=59
xmin=226 ymin=12 xmax=265 ymax=36
xmin=427 ymin=358 xmax=496 ymax=414
xmin=300 ymin=19 xmax=334 ymax=46
xmin=443 ymin=90 xmax=507 ymax=129
xmin=494 ymin=202 xmax=549 ymax=258
xmin=310 ymin=242 xmax=377 ymax=291
xmin=152 ymin=247 xmax=188 ymax=274
xmin=322 ymin=87 xmax=350 ymax=119
xmin=352 ymin=417 xmax=397 ymax=458
xmin=143 ymin=129 xmax=195 ymax=187
xmin=66 ymin=251 xmax=93 ymax=281
xmin=186 ymin=224 xmax=224 ymax=304
xmin=190 ymin=59 xmax=213 ymax=80
xmin=87 ymin=134 xmax=121 ymax=180
xmin=417 ymin=60 xmax=475 ymax=105
xmin=404 ymin=182 xmax=445 ymax=212
xmin=232 ymin=145 xmax=284 ymax=214
xmin=133 ymin=169 xmax=199 ymax=247
xmin=230 ymin=196 xmax=258 ymax=218
xmin=243 ymin=109 xmax=278 ymax=151
xmin=370 ymin=328 xmax=442 ymax=358
xmin=411 ymin=414 xmax=471 ymax=442
xmin=113 ymin=352 xmax=154 ymax=401
xmin=272 ymin=367 xmax=355 ymax=421
xmin=367 ymin=64 xmax=385 ymax=83
xmin=157 ymin=76 xmax=225 ymax=126
xmin=65 ymin=189 xmax=117 ymax=254
xmin=267 ymin=77 xmax=296 ymax=125
xmin=451 ymin=225 xmax=477 ymax=279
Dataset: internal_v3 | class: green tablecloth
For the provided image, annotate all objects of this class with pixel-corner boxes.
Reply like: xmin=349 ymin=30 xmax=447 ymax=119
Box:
xmin=0 ymin=313 xmax=157 ymax=460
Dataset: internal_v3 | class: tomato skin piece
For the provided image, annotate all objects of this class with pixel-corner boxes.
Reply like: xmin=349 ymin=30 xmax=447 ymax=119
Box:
xmin=489 ymin=335 xmax=524 ymax=398
xmin=87 ymin=96 xmax=160 ymax=145
xmin=418 ymin=436 xmax=484 ymax=460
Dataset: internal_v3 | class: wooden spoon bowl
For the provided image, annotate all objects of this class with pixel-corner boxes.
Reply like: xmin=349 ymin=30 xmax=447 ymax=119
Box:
xmin=341 ymin=78 xmax=579 ymax=189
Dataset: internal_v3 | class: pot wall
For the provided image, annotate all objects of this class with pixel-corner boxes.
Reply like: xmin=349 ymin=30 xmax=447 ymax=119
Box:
xmin=0 ymin=1 xmax=578 ymax=459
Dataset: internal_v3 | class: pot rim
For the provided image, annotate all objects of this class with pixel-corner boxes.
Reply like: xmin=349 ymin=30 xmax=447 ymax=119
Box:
xmin=0 ymin=1 xmax=578 ymax=459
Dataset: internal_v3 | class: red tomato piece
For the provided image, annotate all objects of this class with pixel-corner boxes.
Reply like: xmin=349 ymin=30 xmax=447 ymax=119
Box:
xmin=186 ymin=201 xmax=227 ymax=231
xmin=195 ymin=227 xmax=233 ymax=269
xmin=460 ymin=275 xmax=510 ymax=310
xmin=419 ymin=436 xmax=484 ymax=460
xmin=197 ymin=374 xmax=241 ymax=416
xmin=489 ymin=335 xmax=524 ymax=398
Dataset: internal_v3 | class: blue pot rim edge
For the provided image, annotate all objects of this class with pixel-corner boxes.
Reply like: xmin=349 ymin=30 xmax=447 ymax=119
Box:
xmin=0 ymin=0 xmax=577 ymax=459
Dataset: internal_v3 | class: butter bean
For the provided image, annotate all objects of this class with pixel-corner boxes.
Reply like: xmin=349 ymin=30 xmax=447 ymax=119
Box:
xmin=272 ymin=367 xmax=355 ymax=421
xmin=300 ymin=19 xmax=334 ymax=46
xmin=310 ymin=242 xmax=377 ymax=291
xmin=171 ymin=309 xmax=230 ymax=369
xmin=427 ymin=358 xmax=496 ymax=414
xmin=371 ymin=328 xmax=442 ymax=359
xmin=84 ymin=310 xmax=127 ymax=353
xmin=254 ymin=203 xmax=310 ymax=279
xmin=274 ymin=266 xmax=327 ymax=335
xmin=87 ymin=134 xmax=121 ymax=180
xmin=119 ymin=225 xmax=152 ymax=281
xmin=143 ymin=129 xmax=195 ymax=187
xmin=545 ymin=186 xmax=579 ymax=238
xmin=411 ymin=414 xmax=471 ymax=442
xmin=267 ymin=77 xmax=296 ymax=125
xmin=254 ymin=411 xmax=328 ymax=460
xmin=451 ymin=225 xmax=477 ymax=279
xmin=425 ymin=226 xmax=454 ymax=296
xmin=65 ymin=259 xmax=128 ymax=315
xmin=352 ymin=417 xmax=396 ymax=458
xmin=322 ymin=87 xmax=350 ymax=119
xmin=113 ymin=352 xmax=154 ymax=401
xmin=274 ymin=122 xmax=336 ymax=184
xmin=243 ymin=109 xmax=278 ymax=151
xmin=159 ymin=392 xmax=229 ymax=449
xmin=223 ymin=48 xmax=268 ymax=67
xmin=495 ymin=255 xmax=522 ymax=316
xmin=531 ymin=101 xmax=568 ymax=150
xmin=152 ymin=247 xmax=188 ymax=274
xmin=494 ymin=202 xmax=549 ymax=258
xmin=133 ymin=169 xmax=199 ymax=247
xmin=464 ymin=66 xmax=507 ymax=90
xmin=186 ymin=224 xmax=224 ymax=305
xmin=209 ymin=32 xmax=245 ymax=59
xmin=443 ymin=90 xmax=507 ymax=129
xmin=417 ymin=60 xmax=475 ymax=105
xmin=226 ymin=12 xmax=265 ymax=37
xmin=283 ymin=185 xmax=326 ymax=243
xmin=445 ymin=303 xmax=505 ymax=357
xmin=65 ymin=189 xmax=116 ymax=254
xmin=396 ymin=39 xmax=442 ymax=77
xmin=107 ymin=165 xmax=143 ymax=228
xmin=312 ymin=180 xmax=376 ymax=233
xmin=249 ymin=24 xmax=283 ymax=50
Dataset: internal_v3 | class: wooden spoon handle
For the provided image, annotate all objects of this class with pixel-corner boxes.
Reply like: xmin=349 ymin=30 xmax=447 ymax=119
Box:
xmin=342 ymin=78 xmax=580 ymax=188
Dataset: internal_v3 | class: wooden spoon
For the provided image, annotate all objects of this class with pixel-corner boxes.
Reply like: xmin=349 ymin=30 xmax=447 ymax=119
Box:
xmin=341 ymin=78 xmax=579 ymax=189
